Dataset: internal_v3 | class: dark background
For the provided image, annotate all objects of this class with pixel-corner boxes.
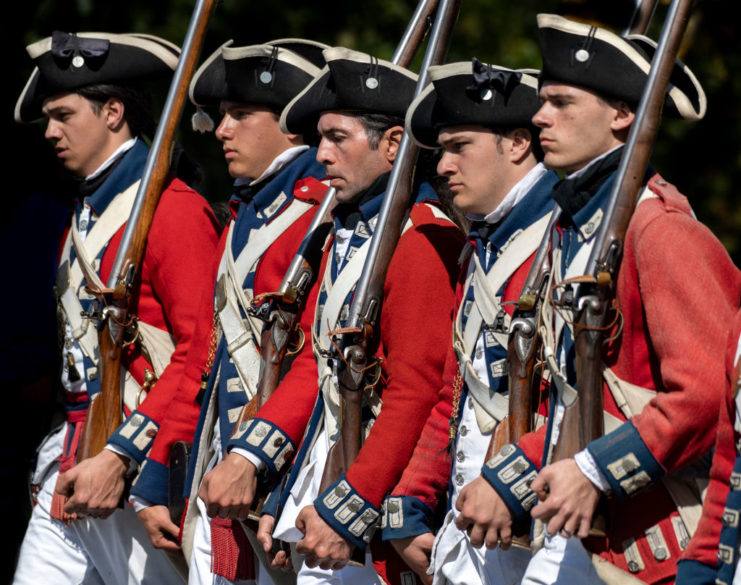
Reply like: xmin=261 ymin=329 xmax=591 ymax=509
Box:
xmin=3 ymin=0 xmax=739 ymax=580
xmin=8 ymin=0 xmax=741 ymax=260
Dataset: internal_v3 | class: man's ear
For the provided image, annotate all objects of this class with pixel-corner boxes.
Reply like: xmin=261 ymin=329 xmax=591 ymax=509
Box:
xmin=102 ymin=97 xmax=126 ymax=132
xmin=610 ymin=100 xmax=635 ymax=133
xmin=509 ymin=128 xmax=533 ymax=164
xmin=383 ymin=126 xmax=404 ymax=163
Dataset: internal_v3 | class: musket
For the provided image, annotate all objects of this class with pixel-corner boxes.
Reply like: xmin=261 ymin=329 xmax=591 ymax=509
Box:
xmin=550 ymin=0 xmax=695 ymax=523
xmin=317 ymin=0 xmax=461 ymax=543
xmin=230 ymin=0 xmax=444 ymax=525
xmin=624 ymin=0 xmax=659 ymax=35
xmin=76 ymin=0 xmax=217 ymax=463
xmin=492 ymin=0 xmax=659 ymax=465
xmin=493 ymin=0 xmax=663 ymax=540
xmin=489 ymin=210 xmax=561 ymax=460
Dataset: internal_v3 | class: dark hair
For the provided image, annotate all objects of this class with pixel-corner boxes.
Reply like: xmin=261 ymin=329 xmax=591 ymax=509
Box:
xmin=76 ymin=84 xmax=156 ymax=139
xmin=354 ymin=112 xmax=404 ymax=150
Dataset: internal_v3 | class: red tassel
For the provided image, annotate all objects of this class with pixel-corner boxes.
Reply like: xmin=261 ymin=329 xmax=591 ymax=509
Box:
xmin=210 ymin=517 xmax=256 ymax=581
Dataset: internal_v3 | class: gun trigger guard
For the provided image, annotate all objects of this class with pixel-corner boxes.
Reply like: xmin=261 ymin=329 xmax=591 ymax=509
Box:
xmin=286 ymin=327 xmax=305 ymax=357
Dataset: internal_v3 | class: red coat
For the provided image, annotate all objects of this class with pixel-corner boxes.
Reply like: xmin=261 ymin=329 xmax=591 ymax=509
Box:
xmin=132 ymin=174 xmax=328 ymax=505
xmin=255 ymin=198 xmax=465 ymax=583
xmin=259 ymin=201 xmax=464 ymax=501
xmin=61 ymin=174 xmax=221 ymax=463
xmin=385 ymin=250 xmax=535 ymax=525
xmin=510 ymin=175 xmax=741 ymax=584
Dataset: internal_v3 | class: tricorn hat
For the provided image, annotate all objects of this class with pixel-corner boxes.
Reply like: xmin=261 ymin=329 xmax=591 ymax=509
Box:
xmin=188 ymin=39 xmax=328 ymax=132
xmin=189 ymin=38 xmax=328 ymax=109
xmin=536 ymin=13 xmax=705 ymax=120
xmin=406 ymin=60 xmax=542 ymax=149
xmin=15 ymin=31 xmax=179 ymax=123
xmin=280 ymin=47 xmax=419 ymax=136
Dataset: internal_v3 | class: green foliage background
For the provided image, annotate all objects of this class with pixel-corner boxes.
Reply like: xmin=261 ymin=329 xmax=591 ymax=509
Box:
xmin=10 ymin=0 xmax=741 ymax=265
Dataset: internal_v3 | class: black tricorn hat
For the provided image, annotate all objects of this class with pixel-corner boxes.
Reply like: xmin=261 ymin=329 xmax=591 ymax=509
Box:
xmin=15 ymin=31 xmax=179 ymax=123
xmin=280 ymin=47 xmax=419 ymax=136
xmin=537 ymin=13 xmax=705 ymax=120
xmin=406 ymin=60 xmax=542 ymax=149
xmin=188 ymin=38 xmax=328 ymax=112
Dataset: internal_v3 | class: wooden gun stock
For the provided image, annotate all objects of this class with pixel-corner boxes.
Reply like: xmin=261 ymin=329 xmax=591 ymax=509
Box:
xmin=319 ymin=343 xmax=368 ymax=494
xmin=77 ymin=313 xmax=125 ymax=461
xmin=490 ymin=317 xmax=540 ymax=459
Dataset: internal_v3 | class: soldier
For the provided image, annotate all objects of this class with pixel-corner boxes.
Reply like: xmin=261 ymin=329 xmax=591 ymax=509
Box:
xmin=380 ymin=61 xmax=558 ymax=585
xmin=202 ymin=46 xmax=465 ymax=584
xmin=126 ymin=39 xmax=331 ymax=585
xmin=454 ymin=14 xmax=741 ymax=585
xmin=12 ymin=31 xmax=220 ymax=585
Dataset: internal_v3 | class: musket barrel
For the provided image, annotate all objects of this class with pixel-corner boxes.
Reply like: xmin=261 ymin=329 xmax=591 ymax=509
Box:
xmin=108 ymin=0 xmax=215 ymax=287
xmin=348 ymin=0 xmax=461 ymax=330
xmin=588 ymin=0 xmax=693 ymax=279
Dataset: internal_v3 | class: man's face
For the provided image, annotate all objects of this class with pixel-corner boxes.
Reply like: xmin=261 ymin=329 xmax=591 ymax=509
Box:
xmin=42 ymin=92 xmax=114 ymax=178
xmin=215 ymin=102 xmax=293 ymax=180
xmin=437 ymin=125 xmax=514 ymax=216
xmin=316 ymin=112 xmax=394 ymax=203
xmin=533 ymin=82 xmax=623 ymax=173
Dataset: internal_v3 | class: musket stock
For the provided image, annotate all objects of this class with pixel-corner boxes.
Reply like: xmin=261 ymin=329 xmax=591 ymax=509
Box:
xmin=75 ymin=0 xmax=217 ymax=464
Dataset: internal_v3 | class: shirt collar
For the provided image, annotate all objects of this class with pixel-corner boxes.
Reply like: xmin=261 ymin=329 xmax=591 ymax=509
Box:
xmin=84 ymin=137 xmax=138 ymax=181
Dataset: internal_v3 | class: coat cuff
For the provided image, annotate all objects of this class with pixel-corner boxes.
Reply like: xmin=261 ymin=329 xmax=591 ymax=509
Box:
xmin=107 ymin=410 xmax=159 ymax=464
xmin=481 ymin=443 xmax=538 ymax=526
xmin=130 ymin=459 xmax=169 ymax=506
xmin=586 ymin=420 xmax=664 ymax=499
xmin=227 ymin=417 xmax=295 ymax=479
xmin=381 ymin=495 xmax=433 ymax=541
xmin=315 ymin=475 xmax=380 ymax=550
xmin=675 ymin=559 xmax=719 ymax=585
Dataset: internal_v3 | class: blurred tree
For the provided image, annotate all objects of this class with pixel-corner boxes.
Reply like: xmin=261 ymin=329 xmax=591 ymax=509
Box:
xmin=13 ymin=0 xmax=741 ymax=264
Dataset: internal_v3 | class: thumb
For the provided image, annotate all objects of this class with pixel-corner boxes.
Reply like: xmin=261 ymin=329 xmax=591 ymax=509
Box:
xmin=257 ymin=515 xmax=275 ymax=551
xmin=295 ymin=509 xmax=307 ymax=535
xmin=55 ymin=469 xmax=75 ymax=496
xmin=529 ymin=469 xmax=549 ymax=500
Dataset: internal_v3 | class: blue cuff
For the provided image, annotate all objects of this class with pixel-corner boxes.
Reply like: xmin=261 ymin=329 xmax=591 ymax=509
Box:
xmin=481 ymin=443 xmax=538 ymax=526
xmin=227 ymin=417 xmax=295 ymax=480
xmin=675 ymin=559 xmax=719 ymax=585
xmin=381 ymin=496 xmax=433 ymax=541
xmin=130 ymin=459 xmax=169 ymax=506
xmin=108 ymin=410 xmax=159 ymax=465
xmin=315 ymin=475 xmax=380 ymax=550
xmin=587 ymin=420 xmax=664 ymax=499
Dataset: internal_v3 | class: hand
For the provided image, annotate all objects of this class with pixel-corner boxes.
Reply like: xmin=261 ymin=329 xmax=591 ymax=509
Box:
xmin=257 ymin=514 xmax=293 ymax=572
xmin=455 ymin=476 xmax=515 ymax=549
xmin=198 ymin=452 xmax=257 ymax=520
xmin=137 ymin=505 xmax=182 ymax=553
xmin=530 ymin=458 xmax=601 ymax=539
xmin=391 ymin=533 xmax=434 ymax=585
xmin=296 ymin=505 xmax=355 ymax=570
xmin=56 ymin=449 xmax=129 ymax=518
